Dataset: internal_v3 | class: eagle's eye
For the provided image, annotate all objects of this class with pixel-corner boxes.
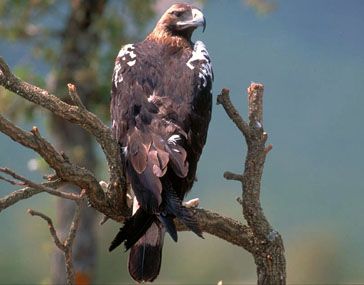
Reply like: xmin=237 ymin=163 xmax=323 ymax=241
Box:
xmin=170 ymin=10 xmax=183 ymax=17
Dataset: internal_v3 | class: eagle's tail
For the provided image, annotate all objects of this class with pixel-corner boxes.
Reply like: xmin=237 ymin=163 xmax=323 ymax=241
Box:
xmin=108 ymin=208 xmax=165 ymax=283
xmin=129 ymin=222 xmax=165 ymax=283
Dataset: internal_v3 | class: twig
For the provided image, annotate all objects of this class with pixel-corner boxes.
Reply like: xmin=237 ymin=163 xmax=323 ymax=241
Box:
xmin=65 ymin=190 xmax=86 ymax=247
xmin=28 ymin=208 xmax=65 ymax=251
xmin=64 ymin=198 xmax=85 ymax=285
xmin=0 ymin=179 xmax=63 ymax=213
xmin=67 ymin=83 xmax=86 ymax=109
xmin=217 ymin=88 xmax=250 ymax=138
xmin=223 ymin=171 xmax=244 ymax=182
xmin=0 ymin=167 xmax=81 ymax=201
xmin=28 ymin=196 xmax=85 ymax=285
xmin=0 ymin=175 xmax=24 ymax=186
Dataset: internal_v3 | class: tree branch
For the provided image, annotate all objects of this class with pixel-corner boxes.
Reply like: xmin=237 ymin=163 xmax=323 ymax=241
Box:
xmin=176 ymin=208 xmax=255 ymax=252
xmin=0 ymin=111 xmax=127 ymax=220
xmin=0 ymin=180 xmax=63 ymax=213
xmin=0 ymin=167 xmax=81 ymax=201
xmin=0 ymin=57 xmax=286 ymax=284
xmin=28 ymin=208 xmax=66 ymax=251
xmin=223 ymin=171 xmax=244 ymax=182
xmin=217 ymin=88 xmax=250 ymax=138
xmin=217 ymin=84 xmax=286 ymax=284
xmin=0 ymin=57 xmax=126 ymax=207
xmin=67 ymin=83 xmax=86 ymax=110
xmin=28 ymin=194 xmax=85 ymax=285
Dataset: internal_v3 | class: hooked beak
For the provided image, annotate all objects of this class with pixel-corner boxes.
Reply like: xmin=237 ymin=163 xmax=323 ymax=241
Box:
xmin=176 ymin=8 xmax=206 ymax=32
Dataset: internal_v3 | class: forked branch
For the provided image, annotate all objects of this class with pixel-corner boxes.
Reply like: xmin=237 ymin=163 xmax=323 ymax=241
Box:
xmin=0 ymin=57 xmax=285 ymax=284
xmin=28 ymin=193 xmax=84 ymax=285
xmin=217 ymin=83 xmax=286 ymax=284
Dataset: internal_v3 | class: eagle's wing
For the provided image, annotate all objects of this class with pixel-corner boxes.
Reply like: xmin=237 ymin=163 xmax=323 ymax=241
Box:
xmin=111 ymin=42 xmax=177 ymax=213
xmin=183 ymin=40 xmax=213 ymax=188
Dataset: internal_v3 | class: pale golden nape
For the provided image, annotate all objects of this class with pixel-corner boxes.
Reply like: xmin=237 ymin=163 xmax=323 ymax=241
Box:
xmin=146 ymin=3 xmax=196 ymax=48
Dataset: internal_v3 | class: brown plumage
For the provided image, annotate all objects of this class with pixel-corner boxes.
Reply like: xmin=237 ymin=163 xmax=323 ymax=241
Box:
xmin=109 ymin=3 xmax=213 ymax=283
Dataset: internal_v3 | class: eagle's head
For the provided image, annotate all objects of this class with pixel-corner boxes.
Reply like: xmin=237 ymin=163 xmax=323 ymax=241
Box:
xmin=147 ymin=3 xmax=206 ymax=46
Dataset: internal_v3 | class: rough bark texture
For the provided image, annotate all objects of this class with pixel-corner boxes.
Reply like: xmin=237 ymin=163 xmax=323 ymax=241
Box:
xmin=0 ymin=54 xmax=286 ymax=284
xmin=217 ymin=86 xmax=286 ymax=284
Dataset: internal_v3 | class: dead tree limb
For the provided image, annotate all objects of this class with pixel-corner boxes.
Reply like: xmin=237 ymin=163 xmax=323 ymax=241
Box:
xmin=0 ymin=180 xmax=62 ymax=212
xmin=0 ymin=57 xmax=285 ymax=284
xmin=0 ymin=57 xmax=126 ymax=208
xmin=217 ymin=85 xmax=286 ymax=284
xmin=28 ymin=191 xmax=84 ymax=285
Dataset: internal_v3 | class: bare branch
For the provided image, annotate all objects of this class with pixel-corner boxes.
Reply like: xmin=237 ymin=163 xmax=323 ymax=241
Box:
xmin=216 ymin=88 xmax=250 ymax=138
xmin=0 ymin=175 xmax=24 ymax=186
xmin=0 ymin=57 xmax=125 ymax=198
xmin=223 ymin=171 xmax=244 ymax=182
xmin=63 ymin=198 xmax=85 ymax=285
xmin=0 ymin=114 xmax=67 ymax=171
xmin=0 ymin=57 xmax=11 ymax=77
xmin=0 ymin=167 xmax=81 ymax=201
xmin=176 ymin=208 xmax=255 ymax=252
xmin=65 ymin=190 xmax=86 ymax=247
xmin=218 ymin=84 xmax=286 ymax=284
xmin=67 ymin=83 xmax=86 ymax=109
xmin=0 ymin=112 xmax=127 ymax=221
xmin=28 ymin=193 xmax=85 ymax=285
xmin=28 ymin=208 xmax=65 ymax=251
xmin=0 ymin=180 xmax=63 ymax=212
xmin=248 ymin=82 xmax=264 ymax=126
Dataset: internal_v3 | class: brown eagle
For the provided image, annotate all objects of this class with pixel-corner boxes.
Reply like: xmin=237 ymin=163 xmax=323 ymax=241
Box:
xmin=109 ymin=3 xmax=213 ymax=282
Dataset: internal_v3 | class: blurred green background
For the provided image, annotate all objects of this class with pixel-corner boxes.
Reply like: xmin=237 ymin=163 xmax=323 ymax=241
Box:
xmin=1 ymin=0 xmax=364 ymax=284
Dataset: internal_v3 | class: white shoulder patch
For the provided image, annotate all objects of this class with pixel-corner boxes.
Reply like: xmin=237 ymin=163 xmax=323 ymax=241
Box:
xmin=113 ymin=44 xmax=137 ymax=88
xmin=186 ymin=41 xmax=213 ymax=89
xmin=117 ymin=44 xmax=135 ymax=58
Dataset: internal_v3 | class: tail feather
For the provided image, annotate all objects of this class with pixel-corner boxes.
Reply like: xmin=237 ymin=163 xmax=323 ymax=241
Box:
xmin=109 ymin=208 xmax=155 ymax=252
xmin=128 ymin=222 xmax=165 ymax=283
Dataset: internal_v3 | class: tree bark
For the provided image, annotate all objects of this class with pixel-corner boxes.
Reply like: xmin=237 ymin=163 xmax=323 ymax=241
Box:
xmin=217 ymin=85 xmax=286 ymax=284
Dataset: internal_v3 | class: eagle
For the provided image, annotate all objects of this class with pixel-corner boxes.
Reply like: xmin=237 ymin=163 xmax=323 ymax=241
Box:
xmin=109 ymin=3 xmax=213 ymax=282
